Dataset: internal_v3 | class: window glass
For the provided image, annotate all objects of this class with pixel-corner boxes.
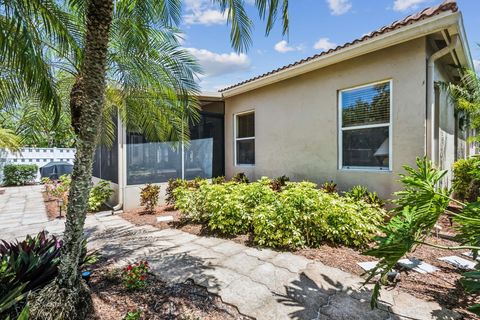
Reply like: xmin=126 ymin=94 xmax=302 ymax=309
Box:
xmin=342 ymin=127 xmax=389 ymax=169
xmin=236 ymin=139 xmax=255 ymax=165
xmin=342 ymin=82 xmax=390 ymax=128
xmin=235 ymin=112 xmax=255 ymax=165
xmin=340 ymin=81 xmax=391 ymax=170
xmin=236 ymin=113 xmax=255 ymax=138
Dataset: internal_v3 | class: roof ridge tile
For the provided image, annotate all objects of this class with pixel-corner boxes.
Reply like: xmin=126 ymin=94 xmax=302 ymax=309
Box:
xmin=219 ymin=0 xmax=458 ymax=93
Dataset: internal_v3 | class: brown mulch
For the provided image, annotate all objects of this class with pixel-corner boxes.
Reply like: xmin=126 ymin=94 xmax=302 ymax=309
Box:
xmin=121 ymin=205 xmax=182 ymax=230
xmin=122 ymin=207 xmax=253 ymax=245
xmin=87 ymin=264 xmax=249 ymax=320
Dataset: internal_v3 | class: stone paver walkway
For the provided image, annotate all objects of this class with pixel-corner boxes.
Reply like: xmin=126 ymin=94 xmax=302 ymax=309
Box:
xmin=0 ymin=185 xmax=62 ymax=240
xmin=0 ymin=186 xmax=460 ymax=320
xmin=87 ymin=221 xmax=460 ymax=320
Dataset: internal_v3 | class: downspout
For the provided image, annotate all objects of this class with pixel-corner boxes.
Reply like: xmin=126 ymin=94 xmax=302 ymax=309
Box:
xmin=112 ymin=116 xmax=125 ymax=213
xmin=426 ymin=34 xmax=458 ymax=163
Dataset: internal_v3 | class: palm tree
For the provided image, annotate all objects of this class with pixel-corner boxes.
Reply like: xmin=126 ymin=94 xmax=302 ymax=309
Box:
xmin=445 ymin=68 xmax=480 ymax=142
xmin=1 ymin=0 xmax=290 ymax=318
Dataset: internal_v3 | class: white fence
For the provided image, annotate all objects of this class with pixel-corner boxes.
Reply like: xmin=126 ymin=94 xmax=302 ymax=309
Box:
xmin=0 ymin=147 xmax=76 ymax=182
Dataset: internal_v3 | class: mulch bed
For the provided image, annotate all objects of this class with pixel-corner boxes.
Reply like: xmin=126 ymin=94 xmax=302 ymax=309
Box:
xmin=121 ymin=205 xmax=182 ymax=230
xmin=87 ymin=263 xmax=250 ymax=320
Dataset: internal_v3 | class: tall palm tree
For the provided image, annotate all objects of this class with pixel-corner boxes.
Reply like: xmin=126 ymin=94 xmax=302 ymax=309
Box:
xmin=1 ymin=0 xmax=290 ymax=318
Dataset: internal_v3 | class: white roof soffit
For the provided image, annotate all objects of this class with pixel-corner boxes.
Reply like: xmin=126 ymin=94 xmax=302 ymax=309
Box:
xmin=221 ymin=11 xmax=463 ymax=98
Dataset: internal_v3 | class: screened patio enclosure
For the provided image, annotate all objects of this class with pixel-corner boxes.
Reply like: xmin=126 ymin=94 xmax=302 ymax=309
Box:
xmin=92 ymin=97 xmax=225 ymax=192
xmin=126 ymin=109 xmax=224 ymax=185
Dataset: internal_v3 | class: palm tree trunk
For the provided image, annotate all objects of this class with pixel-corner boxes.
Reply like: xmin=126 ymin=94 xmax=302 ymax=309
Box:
xmin=29 ymin=0 xmax=113 ymax=318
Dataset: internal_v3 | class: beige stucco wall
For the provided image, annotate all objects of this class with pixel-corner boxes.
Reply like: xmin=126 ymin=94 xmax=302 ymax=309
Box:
xmin=224 ymin=38 xmax=428 ymax=199
xmin=123 ymin=183 xmax=169 ymax=210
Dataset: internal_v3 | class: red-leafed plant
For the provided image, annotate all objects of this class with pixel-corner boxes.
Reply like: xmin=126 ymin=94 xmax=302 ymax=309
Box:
xmin=122 ymin=260 xmax=149 ymax=290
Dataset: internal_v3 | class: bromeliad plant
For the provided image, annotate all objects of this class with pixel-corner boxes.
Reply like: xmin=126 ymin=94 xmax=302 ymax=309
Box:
xmin=122 ymin=261 xmax=149 ymax=290
xmin=365 ymin=157 xmax=480 ymax=315
xmin=0 ymin=231 xmax=96 ymax=318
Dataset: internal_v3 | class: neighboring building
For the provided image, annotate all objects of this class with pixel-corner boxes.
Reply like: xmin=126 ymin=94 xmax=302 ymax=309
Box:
xmin=0 ymin=147 xmax=76 ymax=182
xmin=95 ymin=0 xmax=474 ymax=210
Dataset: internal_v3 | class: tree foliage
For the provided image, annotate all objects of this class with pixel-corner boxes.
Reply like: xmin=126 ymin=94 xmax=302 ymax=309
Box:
xmin=365 ymin=157 xmax=480 ymax=315
xmin=444 ymin=66 xmax=480 ymax=142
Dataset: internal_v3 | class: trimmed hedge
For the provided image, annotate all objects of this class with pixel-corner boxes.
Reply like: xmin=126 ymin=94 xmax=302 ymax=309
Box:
xmin=174 ymin=178 xmax=385 ymax=249
xmin=3 ymin=164 xmax=38 ymax=186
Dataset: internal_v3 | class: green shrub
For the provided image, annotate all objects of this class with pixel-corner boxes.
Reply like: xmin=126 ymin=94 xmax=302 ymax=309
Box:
xmin=173 ymin=179 xmax=209 ymax=222
xmin=344 ymin=185 xmax=384 ymax=207
xmin=212 ymin=176 xmax=226 ymax=184
xmin=165 ymin=178 xmax=187 ymax=205
xmin=2 ymin=164 xmax=37 ymax=186
xmin=49 ymin=175 xmax=71 ymax=211
xmin=124 ymin=309 xmax=142 ymax=320
xmin=452 ymin=157 xmax=479 ymax=200
xmin=140 ymin=184 xmax=161 ymax=214
xmin=88 ymin=180 xmax=114 ymax=212
xmin=253 ymin=182 xmax=319 ymax=248
xmin=313 ymin=195 xmax=385 ymax=247
xmin=44 ymin=175 xmax=112 ymax=212
xmin=175 ymin=178 xmax=385 ymax=248
xmin=231 ymin=172 xmax=249 ymax=183
xmin=207 ymin=178 xmax=276 ymax=235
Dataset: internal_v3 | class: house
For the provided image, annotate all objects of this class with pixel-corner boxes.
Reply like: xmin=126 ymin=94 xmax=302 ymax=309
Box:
xmin=94 ymin=0 xmax=474 ymax=210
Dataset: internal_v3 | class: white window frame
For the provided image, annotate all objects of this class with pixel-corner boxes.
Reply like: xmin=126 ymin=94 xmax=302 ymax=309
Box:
xmin=338 ymin=79 xmax=393 ymax=171
xmin=234 ymin=110 xmax=255 ymax=167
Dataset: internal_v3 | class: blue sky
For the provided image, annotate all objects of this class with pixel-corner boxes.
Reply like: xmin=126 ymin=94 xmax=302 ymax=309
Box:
xmin=180 ymin=0 xmax=480 ymax=92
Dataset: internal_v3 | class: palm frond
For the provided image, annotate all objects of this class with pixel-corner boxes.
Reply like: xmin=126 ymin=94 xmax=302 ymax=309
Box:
xmin=0 ymin=127 xmax=21 ymax=151
xmin=0 ymin=0 xmax=79 ymax=123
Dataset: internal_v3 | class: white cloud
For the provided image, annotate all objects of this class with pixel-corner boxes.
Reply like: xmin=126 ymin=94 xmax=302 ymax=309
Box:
xmin=185 ymin=48 xmax=251 ymax=77
xmin=393 ymin=0 xmax=430 ymax=11
xmin=274 ymin=40 xmax=304 ymax=53
xmin=326 ymin=0 xmax=352 ymax=15
xmin=474 ymin=59 xmax=480 ymax=73
xmin=313 ymin=37 xmax=337 ymax=51
xmin=183 ymin=0 xmax=227 ymax=25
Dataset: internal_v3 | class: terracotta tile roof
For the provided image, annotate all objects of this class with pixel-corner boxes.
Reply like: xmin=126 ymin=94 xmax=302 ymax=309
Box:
xmin=219 ymin=0 xmax=458 ymax=93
